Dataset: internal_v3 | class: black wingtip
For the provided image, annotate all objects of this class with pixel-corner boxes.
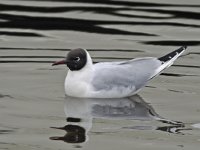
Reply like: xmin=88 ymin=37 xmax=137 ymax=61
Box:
xmin=158 ymin=46 xmax=187 ymax=62
xmin=183 ymin=45 xmax=187 ymax=49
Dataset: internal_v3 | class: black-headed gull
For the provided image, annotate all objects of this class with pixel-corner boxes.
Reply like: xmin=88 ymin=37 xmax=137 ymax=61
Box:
xmin=52 ymin=46 xmax=187 ymax=98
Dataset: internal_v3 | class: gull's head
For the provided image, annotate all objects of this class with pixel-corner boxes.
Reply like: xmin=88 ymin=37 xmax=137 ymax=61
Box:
xmin=52 ymin=48 xmax=89 ymax=71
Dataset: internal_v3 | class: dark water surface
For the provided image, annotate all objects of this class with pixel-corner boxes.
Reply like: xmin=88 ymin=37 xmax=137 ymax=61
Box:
xmin=0 ymin=0 xmax=200 ymax=149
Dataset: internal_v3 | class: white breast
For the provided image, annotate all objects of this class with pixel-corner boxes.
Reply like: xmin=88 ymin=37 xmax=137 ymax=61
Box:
xmin=65 ymin=76 xmax=90 ymax=97
xmin=65 ymin=68 xmax=93 ymax=97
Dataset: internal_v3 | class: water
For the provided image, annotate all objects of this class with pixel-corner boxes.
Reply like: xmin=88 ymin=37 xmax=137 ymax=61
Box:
xmin=0 ymin=0 xmax=200 ymax=149
xmin=50 ymin=95 xmax=185 ymax=145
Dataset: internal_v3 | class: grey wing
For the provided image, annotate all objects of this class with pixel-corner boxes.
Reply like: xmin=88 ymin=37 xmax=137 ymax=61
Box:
xmin=91 ymin=57 xmax=162 ymax=91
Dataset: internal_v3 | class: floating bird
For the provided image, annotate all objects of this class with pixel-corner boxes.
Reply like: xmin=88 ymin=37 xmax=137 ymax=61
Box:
xmin=52 ymin=46 xmax=187 ymax=98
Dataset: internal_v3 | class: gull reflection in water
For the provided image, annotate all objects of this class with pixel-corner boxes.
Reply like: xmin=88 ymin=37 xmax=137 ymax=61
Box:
xmin=50 ymin=95 xmax=188 ymax=144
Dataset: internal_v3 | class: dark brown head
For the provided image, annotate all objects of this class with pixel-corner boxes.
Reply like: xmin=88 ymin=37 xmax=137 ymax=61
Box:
xmin=52 ymin=48 xmax=87 ymax=71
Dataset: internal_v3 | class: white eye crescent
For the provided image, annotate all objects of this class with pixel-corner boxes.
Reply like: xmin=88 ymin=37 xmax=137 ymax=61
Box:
xmin=75 ymin=57 xmax=80 ymax=61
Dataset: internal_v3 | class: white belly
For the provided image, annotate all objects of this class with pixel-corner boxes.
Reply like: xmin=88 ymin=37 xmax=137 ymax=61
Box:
xmin=65 ymin=78 xmax=137 ymax=98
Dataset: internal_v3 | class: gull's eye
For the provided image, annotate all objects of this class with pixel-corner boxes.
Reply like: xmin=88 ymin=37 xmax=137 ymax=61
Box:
xmin=74 ymin=57 xmax=80 ymax=62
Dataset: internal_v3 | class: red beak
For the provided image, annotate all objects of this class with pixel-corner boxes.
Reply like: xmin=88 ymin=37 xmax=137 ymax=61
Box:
xmin=52 ymin=59 xmax=66 ymax=66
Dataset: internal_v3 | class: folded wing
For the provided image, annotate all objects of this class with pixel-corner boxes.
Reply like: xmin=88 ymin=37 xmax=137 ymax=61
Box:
xmin=92 ymin=57 xmax=162 ymax=92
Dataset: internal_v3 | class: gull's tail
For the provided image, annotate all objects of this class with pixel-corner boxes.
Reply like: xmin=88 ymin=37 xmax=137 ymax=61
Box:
xmin=158 ymin=46 xmax=187 ymax=63
xmin=157 ymin=46 xmax=187 ymax=74
xmin=150 ymin=46 xmax=187 ymax=80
